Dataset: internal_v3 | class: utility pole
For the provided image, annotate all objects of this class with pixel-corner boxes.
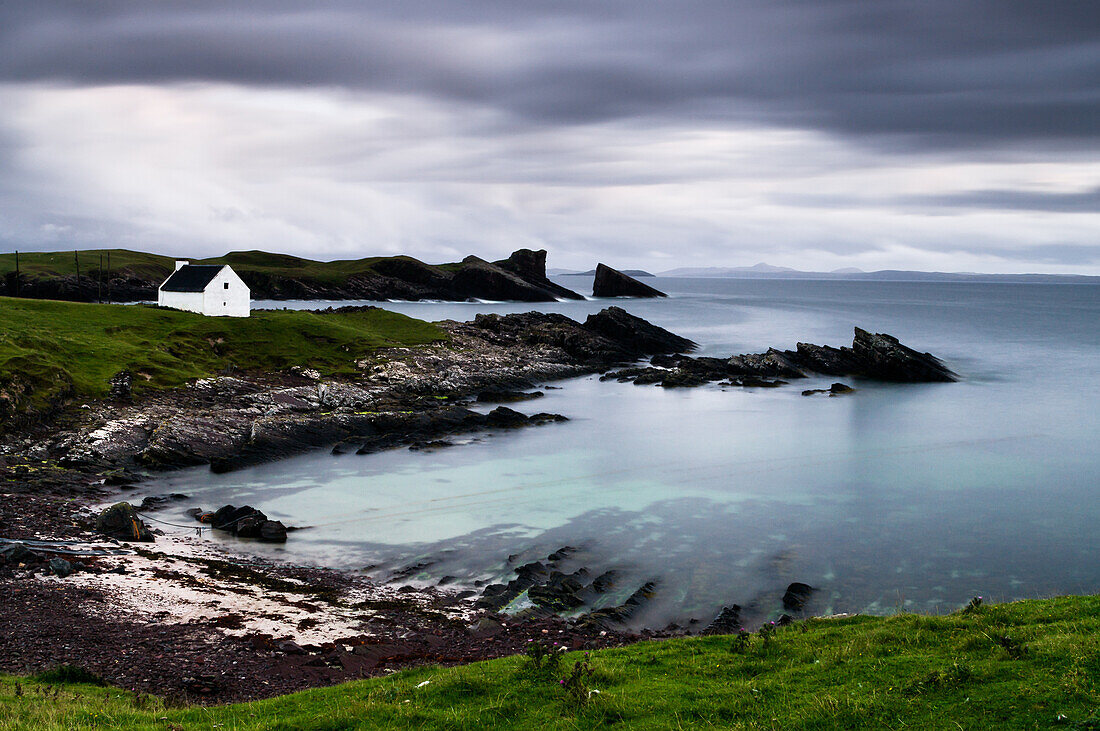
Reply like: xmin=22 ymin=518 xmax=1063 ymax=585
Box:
xmin=98 ymin=253 xmax=103 ymax=303
xmin=74 ymin=250 xmax=81 ymax=300
xmin=13 ymin=250 xmax=19 ymax=298
xmin=106 ymin=251 xmax=111 ymax=304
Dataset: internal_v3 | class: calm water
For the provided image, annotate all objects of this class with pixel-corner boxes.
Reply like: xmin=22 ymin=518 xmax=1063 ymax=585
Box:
xmin=151 ymin=278 xmax=1100 ymax=627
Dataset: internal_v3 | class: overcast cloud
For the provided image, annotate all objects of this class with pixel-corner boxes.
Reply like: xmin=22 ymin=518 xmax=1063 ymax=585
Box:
xmin=1 ymin=1 xmax=1098 ymax=273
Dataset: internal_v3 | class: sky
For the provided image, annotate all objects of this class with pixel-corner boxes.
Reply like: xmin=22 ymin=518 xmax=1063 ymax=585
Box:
xmin=1 ymin=1 xmax=1098 ymax=274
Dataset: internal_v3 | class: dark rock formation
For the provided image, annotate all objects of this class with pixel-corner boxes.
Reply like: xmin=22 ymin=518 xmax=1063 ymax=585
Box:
xmin=583 ymin=306 xmax=695 ymax=355
xmin=95 ymin=502 xmax=154 ymax=542
xmin=475 ymin=390 xmax=545 ymax=404
xmin=48 ymin=557 xmax=74 ymax=578
xmin=108 ymin=371 xmax=133 ymax=401
xmin=782 ymin=582 xmax=815 ymax=611
xmin=494 ymin=249 xmax=585 ymax=301
xmin=0 ymin=542 xmax=43 ymax=566
xmin=704 ymin=605 xmax=743 ymax=635
xmin=802 ymin=382 xmax=855 ymax=396
xmin=138 ymin=493 xmax=188 ymax=511
xmin=203 ymin=504 xmax=288 ymax=543
xmin=592 ymin=263 xmax=667 ymax=298
xmin=607 ymin=327 xmax=955 ymax=389
xmin=849 ymin=328 xmax=956 ymax=382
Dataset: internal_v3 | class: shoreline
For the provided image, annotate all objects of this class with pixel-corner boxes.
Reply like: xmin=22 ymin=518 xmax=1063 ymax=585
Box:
xmin=0 ymin=308 xmax=692 ymax=703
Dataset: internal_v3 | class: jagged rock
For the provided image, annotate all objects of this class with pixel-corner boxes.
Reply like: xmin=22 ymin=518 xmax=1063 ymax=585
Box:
xmin=782 ymin=582 xmax=815 ymax=611
xmin=494 ymin=249 xmax=585 ymax=300
xmin=528 ymin=570 xmax=589 ymax=610
xmin=704 ymin=605 xmax=743 ymax=635
xmin=95 ymin=502 xmax=154 ymax=542
xmin=108 ymin=370 xmax=133 ymax=400
xmin=592 ymin=263 xmax=667 ymax=298
xmin=850 ymin=328 xmax=957 ymax=382
xmin=584 ymin=307 xmax=696 ymax=356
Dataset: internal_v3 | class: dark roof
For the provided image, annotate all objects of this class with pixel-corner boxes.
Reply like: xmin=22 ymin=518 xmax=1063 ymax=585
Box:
xmin=159 ymin=265 xmax=225 ymax=292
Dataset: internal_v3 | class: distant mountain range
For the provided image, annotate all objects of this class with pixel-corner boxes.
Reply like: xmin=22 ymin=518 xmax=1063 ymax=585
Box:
xmin=654 ymin=263 xmax=1099 ymax=283
xmin=553 ymin=268 xmax=655 ymax=277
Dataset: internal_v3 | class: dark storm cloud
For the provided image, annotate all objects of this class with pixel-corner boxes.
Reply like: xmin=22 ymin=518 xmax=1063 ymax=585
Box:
xmin=916 ymin=187 xmax=1100 ymax=213
xmin=2 ymin=1 xmax=1098 ymax=150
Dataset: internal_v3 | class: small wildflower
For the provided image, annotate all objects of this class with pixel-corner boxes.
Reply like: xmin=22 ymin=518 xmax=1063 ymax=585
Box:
xmin=415 ymin=680 xmax=430 ymax=688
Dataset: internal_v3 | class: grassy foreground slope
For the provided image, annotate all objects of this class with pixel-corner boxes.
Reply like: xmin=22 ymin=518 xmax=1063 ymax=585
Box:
xmin=0 ymin=297 xmax=445 ymax=418
xmin=2 ymin=596 xmax=1097 ymax=729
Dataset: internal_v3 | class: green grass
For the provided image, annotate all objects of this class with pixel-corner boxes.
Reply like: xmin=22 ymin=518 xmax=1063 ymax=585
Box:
xmin=0 ymin=249 xmax=176 ymax=281
xmin=1 ymin=596 xmax=1096 ymax=729
xmin=0 ymin=296 xmax=445 ymax=417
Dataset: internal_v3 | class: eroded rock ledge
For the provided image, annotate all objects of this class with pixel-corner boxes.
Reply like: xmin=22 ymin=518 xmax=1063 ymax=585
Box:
xmin=604 ymin=327 xmax=957 ymax=388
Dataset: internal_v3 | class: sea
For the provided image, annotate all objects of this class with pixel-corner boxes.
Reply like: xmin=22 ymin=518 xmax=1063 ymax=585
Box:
xmin=143 ymin=277 xmax=1100 ymax=628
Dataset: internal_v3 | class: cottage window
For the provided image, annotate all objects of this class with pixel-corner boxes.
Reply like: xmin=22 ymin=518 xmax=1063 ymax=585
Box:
xmin=224 ymin=282 xmax=229 ymax=290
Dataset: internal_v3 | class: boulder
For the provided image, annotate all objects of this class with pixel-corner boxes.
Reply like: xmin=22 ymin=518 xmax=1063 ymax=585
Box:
xmin=0 ymin=542 xmax=43 ymax=566
xmin=782 ymin=582 xmax=815 ymax=612
xmin=260 ymin=520 xmax=288 ymax=543
xmin=486 ymin=406 xmax=530 ymax=428
xmin=95 ymin=502 xmax=154 ymax=542
xmin=138 ymin=493 xmax=189 ymax=511
xmin=583 ymin=306 xmax=696 ymax=356
xmin=48 ymin=557 xmax=73 ymax=578
xmin=592 ymin=263 xmax=667 ymax=298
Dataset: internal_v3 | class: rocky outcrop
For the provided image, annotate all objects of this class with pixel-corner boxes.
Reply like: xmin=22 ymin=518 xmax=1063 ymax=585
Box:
xmin=197 ymin=504 xmax=288 ymax=543
xmin=606 ymin=327 xmax=956 ymax=388
xmin=494 ymin=249 xmax=585 ymax=301
xmin=583 ymin=306 xmax=695 ymax=355
xmin=592 ymin=263 xmax=667 ymax=298
xmin=95 ymin=502 xmax=154 ymax=542
xmin=782 ymin=582 xmax=815 ymax=612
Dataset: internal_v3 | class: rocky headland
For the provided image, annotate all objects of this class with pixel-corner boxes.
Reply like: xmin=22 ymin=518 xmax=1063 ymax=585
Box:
xmin=0 ymin=248 xmax=586 ymax=303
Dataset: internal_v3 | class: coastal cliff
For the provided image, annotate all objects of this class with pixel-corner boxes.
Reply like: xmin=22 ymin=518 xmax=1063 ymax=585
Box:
xmin=0 ymin=248 xmax=584 ymax=303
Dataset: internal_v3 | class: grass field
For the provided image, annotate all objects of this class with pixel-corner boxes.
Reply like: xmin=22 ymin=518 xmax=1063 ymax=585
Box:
xmin=0 ymin=596 xmax=1096 ymax=729
xmin=0 ymin=296 xmax=445 ymax=417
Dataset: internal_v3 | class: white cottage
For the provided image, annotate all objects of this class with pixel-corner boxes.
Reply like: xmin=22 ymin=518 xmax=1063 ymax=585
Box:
xmin=158 ymin=261 xmax=251 ymax=317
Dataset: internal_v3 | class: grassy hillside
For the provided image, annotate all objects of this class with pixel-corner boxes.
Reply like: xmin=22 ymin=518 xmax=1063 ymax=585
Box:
xmin=0 ymin=249 xmax=433 ymax=285
xmin=0 ymin=297 xmax=445 ymax=418
xmin=0 ymin=249 xmax=175 ymax=280
xmin=1 ymin=596 xmax=1097 ymax=729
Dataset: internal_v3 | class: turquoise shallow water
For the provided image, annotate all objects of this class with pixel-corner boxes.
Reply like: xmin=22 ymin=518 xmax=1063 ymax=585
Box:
xmin=151 ymin=278 xmax=1100 ymax=627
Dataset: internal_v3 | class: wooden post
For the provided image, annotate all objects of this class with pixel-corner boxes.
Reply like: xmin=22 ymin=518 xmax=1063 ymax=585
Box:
xmin=98 ymin=253 xmax=103 ymax=303
xmin=106 ymin=251 xmax=111 ymax=304
xmin=74 ymin=250 xmax=81 ymax=300
xmin=13 ymin=250 xmax=19 ymax=298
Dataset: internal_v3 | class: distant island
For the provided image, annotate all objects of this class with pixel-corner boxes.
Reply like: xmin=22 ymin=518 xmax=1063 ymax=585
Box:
xmin=657 ymin=262 xmax=1099 ymax=283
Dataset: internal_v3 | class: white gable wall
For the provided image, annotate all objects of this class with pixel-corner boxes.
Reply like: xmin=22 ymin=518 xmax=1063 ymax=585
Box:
xmin=202 ymin=266 xmax=251 ymax=317
xmin=158 ymin=265 xmax=251 ymax=317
